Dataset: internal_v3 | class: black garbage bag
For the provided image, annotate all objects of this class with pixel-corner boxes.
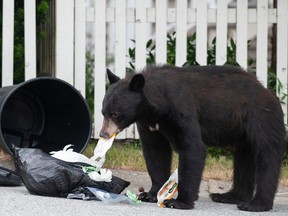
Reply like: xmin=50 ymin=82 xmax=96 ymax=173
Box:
xmin=13 ymin=147 xmax=130 ymax=197
xmin=0 ymin=166 xmax=22 ymax=186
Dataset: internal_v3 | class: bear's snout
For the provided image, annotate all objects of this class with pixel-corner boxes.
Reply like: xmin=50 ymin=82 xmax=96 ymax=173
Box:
xmin=100 ymin=117 xmax=121 ymax=138
xmin=99 ymin=130 xmax=111 ymax=139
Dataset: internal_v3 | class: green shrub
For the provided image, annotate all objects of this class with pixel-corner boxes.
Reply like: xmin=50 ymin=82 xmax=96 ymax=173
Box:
xmin=126 ymin=32 xmax=254 ymax=74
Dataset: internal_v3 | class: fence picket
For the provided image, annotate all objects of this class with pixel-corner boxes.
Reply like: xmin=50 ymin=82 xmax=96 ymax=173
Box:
xmin=135 ymin=0 xmax=147 ymax=71
xmin=129 ymin=0 xmax=148 ymax=139
xmin=216 ymin=0 xmax=227 ymax=65
xmin=24 ymin=0 xmax=37 ymax=81
xmin=1 ymin=0 xmax=14 ymax=87
xmin=236 ymin=0 xmax=248 ymax=69
xmin=115 ymin=0 xmax=127 ymax=139
xmin=196 ymin=0 xmax=207 ymax=65
xmin=155 ymin=0 xmax=167 ymax=64
xmin=277 ymin=0 xmax=288 ymax=124
xmin=74 ymin=0 xmax=86 ymax=97
xmin=176 ymin=0 xmax=187 ymax=66
xmin=256 ymin=0 xmax=268 ymax=87
xmin=55 ymin=0 xmax=74 ymax=85
xmin=94 ymin=0 xmax=107 ymax=138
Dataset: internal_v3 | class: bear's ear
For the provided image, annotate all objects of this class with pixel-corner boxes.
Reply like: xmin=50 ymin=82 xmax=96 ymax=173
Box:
xmin=129 ymin=74 xmax=145 ymax=92
xmin=107 ymin=68 xmax=120 ymax=84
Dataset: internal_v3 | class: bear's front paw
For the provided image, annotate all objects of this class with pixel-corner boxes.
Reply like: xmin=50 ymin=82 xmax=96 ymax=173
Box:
xmin=210 ymin=192 xmax=241 ymax=204
xmin=138 ymin=192 xmax=157 ymax=203
xmin=163 ymin=199 xmax=194 ymax=209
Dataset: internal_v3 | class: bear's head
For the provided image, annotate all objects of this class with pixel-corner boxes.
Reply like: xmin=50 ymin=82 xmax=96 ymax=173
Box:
xmin=99 ymin=69 xmax=146 ymax=138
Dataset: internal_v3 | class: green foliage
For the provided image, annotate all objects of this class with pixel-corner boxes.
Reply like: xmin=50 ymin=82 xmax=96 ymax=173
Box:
xmin=0 ymin=0 xmax=50 ymax=85
xmin=206 ymin=146 xmax=233 ymax=160
xmin=268 ymin=67 xmax=288 ymax=104
xmin=126 ymin=32 xmax=255 ymax=73
xmin=86 ymin=52 xmax=95 ymax=117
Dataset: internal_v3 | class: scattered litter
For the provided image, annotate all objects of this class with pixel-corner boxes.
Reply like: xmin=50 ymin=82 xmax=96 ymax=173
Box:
xmin=138 ymin=186 xmax=145 ymax=192
xmin=126 ymin=190 xmax=142 ymax=204
xmin=91 ymin=134 xmax=116 ymax=168
xmin=86 ymin=187 xmax=141 ymax=205
xmin=50 ymin=144 xmax=99 ymax=167
xmin=13 ymin=147 xmax=129 ymax=197
xmin=82 ymin=166 xmax=112 ymax=182
xmin=67 ymin=193 xmax=90 ymax=201
xmin=50 ymin=140 xmax=115 ymax=182
xmin=10 ymin=134 xmax=135 ymax=206
xmin=157 ymin=168 xmax=178 ymax=207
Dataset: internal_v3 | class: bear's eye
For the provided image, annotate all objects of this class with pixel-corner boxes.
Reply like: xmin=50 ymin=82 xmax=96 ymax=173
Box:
xmin=110 ymin=112 xmax=121 ymax=120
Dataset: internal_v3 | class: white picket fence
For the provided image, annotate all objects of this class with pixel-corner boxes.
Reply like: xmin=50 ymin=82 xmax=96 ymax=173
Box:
xmin=1 ymin=0 xmax=288 ymax=139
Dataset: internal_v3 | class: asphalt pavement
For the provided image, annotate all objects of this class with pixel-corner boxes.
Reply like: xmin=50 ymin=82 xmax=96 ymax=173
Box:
xmin=1 ymin=159 xmax=288 ymax=216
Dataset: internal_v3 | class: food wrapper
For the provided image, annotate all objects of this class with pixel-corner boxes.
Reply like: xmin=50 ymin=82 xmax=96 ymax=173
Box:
xmin=157 ymin=168 xmax=178 ymax=207
xmin=90 ymin=134 xmax=116 ymax=168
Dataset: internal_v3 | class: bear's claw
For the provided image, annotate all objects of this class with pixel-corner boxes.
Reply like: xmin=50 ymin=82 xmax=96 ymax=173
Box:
xmin=138 ymin=192 xmax=157 ymax=203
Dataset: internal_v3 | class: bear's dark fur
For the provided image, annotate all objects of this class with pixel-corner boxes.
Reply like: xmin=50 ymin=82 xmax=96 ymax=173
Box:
xmin=100 ymin=65 xmax=286 ymax=211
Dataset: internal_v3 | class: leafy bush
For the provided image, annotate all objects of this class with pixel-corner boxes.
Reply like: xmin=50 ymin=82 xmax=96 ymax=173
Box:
xmin=126 ymin=32 xmax=254 ymax=74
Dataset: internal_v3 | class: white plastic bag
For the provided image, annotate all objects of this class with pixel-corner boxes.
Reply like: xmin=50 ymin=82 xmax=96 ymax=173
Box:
xmin=50 ymin=144 xmax=99 ymax=167
xmin=90 ymin=134 xmax=116 ymax=168
xmin=86 ymin=168 xmax=112 ymax=182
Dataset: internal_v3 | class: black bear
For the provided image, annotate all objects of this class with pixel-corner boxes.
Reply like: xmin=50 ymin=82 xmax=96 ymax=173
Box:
xmin=100 ymin=65 xmax=286 ymax=212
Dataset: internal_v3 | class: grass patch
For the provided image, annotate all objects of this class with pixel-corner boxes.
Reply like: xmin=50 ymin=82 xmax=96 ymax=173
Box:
xmin=84 ymin=140 xmax=146 ymax=170
xmin=203 ymin=155 xmax=233 ymax=181
xmin=0 ymin=148 xmax=13 ymax=160
xmin=84 ymin=140 xmax=288 ymax=186
xmin=280 ymin=166 xmax=288 ymax=186
xmin=83 ymin=140 xmax=178 ymax=171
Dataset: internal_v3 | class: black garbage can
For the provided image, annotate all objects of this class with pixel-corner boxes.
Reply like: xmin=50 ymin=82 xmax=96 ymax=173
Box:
xmin=0 ymin=77 xmax=92 ymax=155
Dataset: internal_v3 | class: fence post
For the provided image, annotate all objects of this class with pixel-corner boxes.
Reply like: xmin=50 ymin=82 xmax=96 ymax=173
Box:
xmin=1 ymin=0 xmax=14 ymax=87
xmin=75 ymin=0 xmax=86 ymax=97
xmin=114 ymin=0 xmax=127 ymax=139
xmin=196 ymin=0 xmax=207 ymax=65
xmin=236 ymin=0 xmax=248 ymax=69
xmin=216 ymin=0 xmax=228 ymax=65
xmin=135 ymin=0 xmax=147 ymax=71
xmin=24 ymin=0 xmax=37 ymax=81
xmin=277 ymin=0 xmax=288 ymax=124
xmin=176 ymin=0 xmax=187 ymax=66
xmin=94 ymin=0 xmax=107 ymax=138
xmin=55 ymin=0 xmax=74 ymax=85
xmin=256 ymin=0 xmax=268 ymax=87
xmin=155 ymin=0 xmax=167 ymax=64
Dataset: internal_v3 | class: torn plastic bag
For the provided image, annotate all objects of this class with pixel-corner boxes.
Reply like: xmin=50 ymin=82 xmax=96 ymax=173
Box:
xmin=68 ymin=186 xmax=142 ymax=205
xmin=50 ymin=144 xmax=100 ymax=167
xmin=0 ymin=166 xmax=22 ymax=186
xmin=13 ymin=147 xmax=130 ymax=197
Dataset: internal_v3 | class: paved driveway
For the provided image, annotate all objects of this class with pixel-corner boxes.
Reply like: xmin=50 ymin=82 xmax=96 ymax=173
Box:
xmin=1 ymin=161 xmax=287 ymax=216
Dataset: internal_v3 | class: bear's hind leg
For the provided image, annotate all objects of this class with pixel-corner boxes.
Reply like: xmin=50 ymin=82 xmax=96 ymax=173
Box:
xmin=210 ymin=141 xmax=255 ymax=204
xmin=237 ymin=114 xmax=285 ymax=212
xmin=237 ymin=149 xmax=282 ymax=212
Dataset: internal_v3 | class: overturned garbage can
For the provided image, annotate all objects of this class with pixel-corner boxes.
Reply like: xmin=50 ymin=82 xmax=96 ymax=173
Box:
xmin=0 ymin=77 xmax=92 ymax=155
